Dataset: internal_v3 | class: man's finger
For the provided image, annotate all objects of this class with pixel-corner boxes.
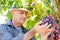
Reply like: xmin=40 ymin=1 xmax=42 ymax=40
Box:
xmin=44 ymin=28 xmax=54 ymax=35
xmin=46 ymin=28 xmax=54 ymax=33
xmin=46 ymin=24 xmax=52 ymax=29
xmin=37 ymin=21 xmax=43 ymax=25
xmin=43 ymin=23 xmax=48 ymax=27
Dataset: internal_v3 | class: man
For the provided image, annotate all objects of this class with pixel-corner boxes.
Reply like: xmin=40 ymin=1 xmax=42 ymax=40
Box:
xmin=0 ymin=8 xmax=54 ymax=40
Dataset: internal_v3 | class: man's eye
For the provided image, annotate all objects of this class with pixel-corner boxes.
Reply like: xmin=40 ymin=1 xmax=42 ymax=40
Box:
xmin=26 ymin=12 xmax=27 ymax=15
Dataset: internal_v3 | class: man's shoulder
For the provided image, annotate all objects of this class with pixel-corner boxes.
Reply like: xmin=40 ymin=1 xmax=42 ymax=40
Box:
xmin=0 ymin=24 xmax=9 ymax=34
xmin=0 ymin=20 xmax=12 ymax=29
xmin=0 ymin=24 xmax=8 ymax=29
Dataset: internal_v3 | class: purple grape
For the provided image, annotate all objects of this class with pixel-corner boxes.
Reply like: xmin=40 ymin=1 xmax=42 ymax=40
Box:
xmin=40 ymin=14 xmax=60 ymax=40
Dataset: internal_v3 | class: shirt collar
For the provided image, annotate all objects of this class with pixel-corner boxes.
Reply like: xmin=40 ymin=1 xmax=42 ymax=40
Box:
xmin=5 ymin=20 xmax=27 ymax=33
xmin=6 ymin=20 xmax=22 ymax=30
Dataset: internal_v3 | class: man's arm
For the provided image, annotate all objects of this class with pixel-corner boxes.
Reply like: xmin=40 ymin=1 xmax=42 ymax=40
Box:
xmin=23 ymin=29 xmax=36 ymax=40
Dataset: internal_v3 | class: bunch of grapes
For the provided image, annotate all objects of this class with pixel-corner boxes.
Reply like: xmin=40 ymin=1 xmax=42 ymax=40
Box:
xmin=40 ymin=14 xmax=60 ymax=40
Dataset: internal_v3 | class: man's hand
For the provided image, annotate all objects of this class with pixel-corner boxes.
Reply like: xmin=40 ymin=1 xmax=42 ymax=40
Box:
xmin=34 ymin=21 xmax=51 ymax=33
xmin=34 ymin=21 xmax=54 ymax=40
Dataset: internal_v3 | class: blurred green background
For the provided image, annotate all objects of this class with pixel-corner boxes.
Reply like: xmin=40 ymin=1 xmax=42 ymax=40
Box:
xmin=0 ymin=0 xmax=59 ymax=40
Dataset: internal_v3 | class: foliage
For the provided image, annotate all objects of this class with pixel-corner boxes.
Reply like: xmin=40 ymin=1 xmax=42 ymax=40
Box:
xmin=0 ymin=0 xmax=59 ymax=40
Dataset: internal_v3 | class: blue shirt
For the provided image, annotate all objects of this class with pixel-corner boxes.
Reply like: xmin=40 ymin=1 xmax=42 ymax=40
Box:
xmin=0 ymin=20 xmax=36 ymax=40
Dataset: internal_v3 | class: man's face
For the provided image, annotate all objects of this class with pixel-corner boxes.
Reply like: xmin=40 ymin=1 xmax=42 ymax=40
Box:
xmin=12 ymin=10 xmax=28 ymax=24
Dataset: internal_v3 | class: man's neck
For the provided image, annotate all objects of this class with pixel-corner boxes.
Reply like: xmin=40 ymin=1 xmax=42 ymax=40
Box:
xmin=12 ymin=20 xmax=22 ymax=28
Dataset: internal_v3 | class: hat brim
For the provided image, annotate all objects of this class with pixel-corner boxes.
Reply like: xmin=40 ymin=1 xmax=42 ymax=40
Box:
xmin=11 ymin=8 xmax=29 ymax=13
